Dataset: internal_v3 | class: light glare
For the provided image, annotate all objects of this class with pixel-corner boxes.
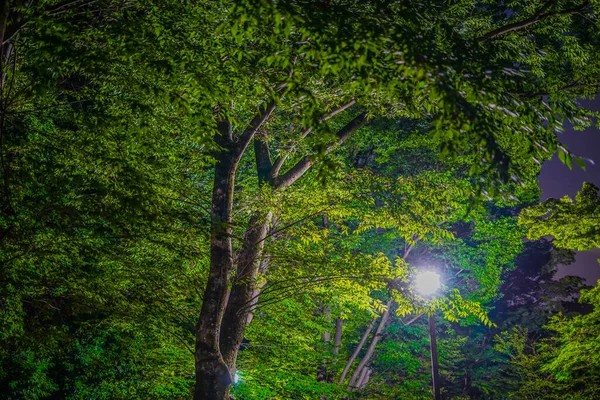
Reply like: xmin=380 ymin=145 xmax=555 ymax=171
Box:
xmin=415 ymin=271 xmax=441 ymax=295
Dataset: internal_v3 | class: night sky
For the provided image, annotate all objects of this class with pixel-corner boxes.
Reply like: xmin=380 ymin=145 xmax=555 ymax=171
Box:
xmin=538 ymin=98 xmax=600 ymax=284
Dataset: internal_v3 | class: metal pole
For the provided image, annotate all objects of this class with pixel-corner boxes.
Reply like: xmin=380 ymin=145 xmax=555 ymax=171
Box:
xmin=428 ymin=313 xmax=441 ymax=400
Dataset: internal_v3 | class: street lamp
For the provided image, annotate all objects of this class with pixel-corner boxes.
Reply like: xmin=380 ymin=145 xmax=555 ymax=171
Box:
xmin=415 ymin=271 xmax=441 ymax=296
xmin=415 ymin=271 xmax=442 ymax=400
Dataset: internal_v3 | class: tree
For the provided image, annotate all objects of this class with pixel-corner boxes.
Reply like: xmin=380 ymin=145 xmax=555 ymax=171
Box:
xmin=506 ymin=182 xmax=600 ymax=399
xmin=449 ymin=238 xmax=587 ymax=399
xmin=193 ymin=1 xmax=600 ymax=393
xmin=223 ymin=115 xmax=530 ymax=399
xmin=540 ymin=284 xmax=600 ymax=399
xmin=520 ymin=182 xmax=600 ymax=251
xmin=0 ymin=2 xmax=214 ymax=397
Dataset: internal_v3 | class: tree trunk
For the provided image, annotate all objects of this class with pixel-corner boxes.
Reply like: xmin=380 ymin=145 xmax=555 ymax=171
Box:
xmin=244 ymin=269 xmax=268 ymax=326
xmin=194 ymin=103 xmax=275 ymax=399
xmin=219 ymin=132 xmax=276 ymax=371
xmin=360 ymin=368 xmax=372 ymax=389
xmin=194 ymin=103 xmax=359 ymax=398
xmin=317 ymin=305 xmax=332 ymax=382
xmin=220 ymin=213 xmax=272 ymax=370
xmin=333 ymin=317 xmax=343 ymax=357
xmin=339 ymin=316 xmax=376 ymax=384
xmin=355 ymin=366 xmax=369 ymax=390
xmin=194 ymin=133 xmax=238 ymax=399
xmin=329 ymin=317 xmax=343 ymax=382
xmin=348 ymin=300 xmax=392 ymax=389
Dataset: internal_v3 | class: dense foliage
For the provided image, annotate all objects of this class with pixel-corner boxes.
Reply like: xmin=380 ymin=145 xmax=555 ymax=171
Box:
xmin=1 ymin=0 xmax=599 ymax=399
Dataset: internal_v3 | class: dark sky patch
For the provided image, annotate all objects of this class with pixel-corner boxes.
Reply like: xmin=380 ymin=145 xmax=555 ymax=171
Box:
xmin=538 ymin=98 xmax=600 ymax=283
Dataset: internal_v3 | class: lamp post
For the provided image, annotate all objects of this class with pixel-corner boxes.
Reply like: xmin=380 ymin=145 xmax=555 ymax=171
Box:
xmin=415 ymin=271 xmax=442 ymax=400
xmin=428 ymin=313 xmax=441 ymax=400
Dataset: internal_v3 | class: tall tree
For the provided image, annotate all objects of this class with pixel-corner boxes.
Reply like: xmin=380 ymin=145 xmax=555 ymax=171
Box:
xmin=194 ymin=0 xmax=600 ymax=392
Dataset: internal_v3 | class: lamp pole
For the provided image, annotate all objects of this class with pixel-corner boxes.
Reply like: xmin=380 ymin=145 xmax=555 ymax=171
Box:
xmin=428 ymin=313 xmax=441 ymax=400
xmin=415 ymin=271 xmax=442 ymax=400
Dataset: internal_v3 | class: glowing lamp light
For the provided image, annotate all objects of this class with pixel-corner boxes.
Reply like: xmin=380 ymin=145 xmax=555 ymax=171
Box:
xmin=415 ymin=271 xmax=441 ymax=296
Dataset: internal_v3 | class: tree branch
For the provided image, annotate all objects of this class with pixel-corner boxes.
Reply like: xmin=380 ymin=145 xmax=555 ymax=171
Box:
xmin=272 ymin=112 xmax=367 ymax=188
xmin=479 ymin=0 xmax=590 ymax=40
xmin=270 ymin=152 xmax=290 ymax=179
xmin=254 ymin=132 xmax=273 ymax=184
xmin=237 ymin=100 xmax=277 ymax=149
xmin=298 ymin=98 xmax=357 ymax=138
xmin=270 ymin=99 xmax=356 ymax=177
xmin=401 ymin=312 xmax=425 ymax=326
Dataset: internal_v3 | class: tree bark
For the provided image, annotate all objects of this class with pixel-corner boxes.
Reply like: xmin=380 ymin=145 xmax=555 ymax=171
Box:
xmin=219 ymin=134 xmax=275 ymax=371
xmin=328 ymin=317 xmax=343 ymax=382
xmin=354 ymin=366 xmax=369 ymax=390
xmin=196 ymin=104 xmax=363 ymax=398
xmin=360 ymin=368 xmax=372 ymax=389
xmin=348 ymin=300 xmax=392 ymax=389
xmin=244 ymin=264 xmax=268 ymax=326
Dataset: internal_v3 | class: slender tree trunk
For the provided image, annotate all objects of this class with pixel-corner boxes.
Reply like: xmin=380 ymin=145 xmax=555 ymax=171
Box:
xmin=348 ymin=300 xmax=392 ymax=389
xmin=339 ymin=317 xmax=376 ymax=384
xmin=333 ymin=317 xmax=343 ymax=357
xmin=317 ymin=305 xmax=332 ymax=382
xmin=462 ymin=369 xmax=472 ymax=397
xmin=355 ymin=366 xmax=369 ymax=390
xmin=244 ymin=265 xmax=268 ymax=326
xmin=360 ymin=368 xmax=372 ymax=389
xmin=328 ymin=317 xmax=343 ymax=382
xmin=195 ymin=134 xmax=238 ymax=399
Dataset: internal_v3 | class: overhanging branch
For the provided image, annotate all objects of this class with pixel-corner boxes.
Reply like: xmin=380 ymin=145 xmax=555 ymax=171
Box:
xmin=479 ymin=0 xmax=590 ymax=40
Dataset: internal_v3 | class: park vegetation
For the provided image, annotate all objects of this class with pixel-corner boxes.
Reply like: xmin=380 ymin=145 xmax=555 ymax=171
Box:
xmin=1 ymin=1 xmax=600 ymax=399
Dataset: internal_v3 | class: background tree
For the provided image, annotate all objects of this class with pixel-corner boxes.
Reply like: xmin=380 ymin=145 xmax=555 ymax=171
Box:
xmin=495 ymin=182 xmax=600 ymax=399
